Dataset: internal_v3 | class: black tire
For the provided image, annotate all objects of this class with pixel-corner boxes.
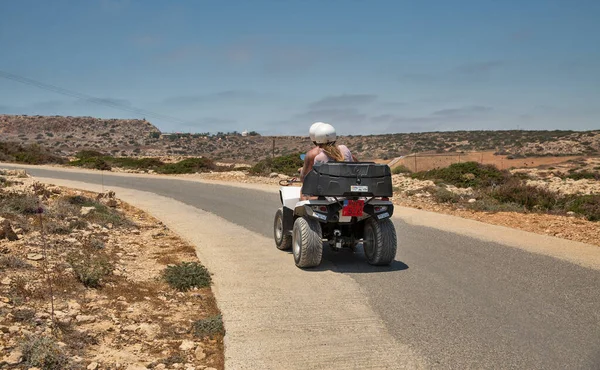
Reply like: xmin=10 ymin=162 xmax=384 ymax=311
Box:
xmin=292 ymin=216 xmax=323 ymax=268
xmin=274 ymin=208 xmax=292 ymax=250
xmin=363 ymin=218 xmax=397 ymax=266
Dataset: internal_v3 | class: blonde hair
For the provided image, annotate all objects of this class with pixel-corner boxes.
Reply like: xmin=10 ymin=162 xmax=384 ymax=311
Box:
xmin=320 ymin=142 xmax=344 ymax=161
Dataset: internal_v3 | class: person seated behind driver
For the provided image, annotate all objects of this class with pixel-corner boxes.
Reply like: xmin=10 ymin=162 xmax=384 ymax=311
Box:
xmin=299 ymin=123 xmax=355 ymax=199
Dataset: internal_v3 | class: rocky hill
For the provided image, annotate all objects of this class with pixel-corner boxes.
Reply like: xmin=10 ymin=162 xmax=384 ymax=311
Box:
xmin=0 ymin=114 xmax=598 ymax=162
xmin=0 ymin=115 xmax=160 ymax=158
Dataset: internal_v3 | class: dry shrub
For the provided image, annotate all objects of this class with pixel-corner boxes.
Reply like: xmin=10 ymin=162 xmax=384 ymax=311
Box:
xmin=163 ymin=262 xmax=211 ymax=292
xmin=20 ymin=335 xmax=69 ymax=370
xmin=192 ymin=315 xmax=225 ymax=338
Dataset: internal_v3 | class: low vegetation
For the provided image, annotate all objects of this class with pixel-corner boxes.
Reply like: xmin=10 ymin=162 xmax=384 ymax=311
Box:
xmin=69 ymin=150 xmax=222 ymax=174
xmin=411 ymin=162 xmax=600 ymax=221
xmin=249 ymin=152 xmax=304 ymax=176
xmin=392 ymin=165 xmax=412 ymax=174
xmin=0 ymin=142 xmax=65 ymax=165
xmin=192 ymin=315 xmax=225 ymax=338
xmin=20 ymin=335 xmax=69 ymax=370
xmin=163 ymin=261 xmax=212 ymax=292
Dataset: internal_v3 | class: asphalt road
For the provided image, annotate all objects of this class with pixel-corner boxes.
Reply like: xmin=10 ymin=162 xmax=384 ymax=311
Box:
xmin=7 ymin=167 xmax=600 ymax=369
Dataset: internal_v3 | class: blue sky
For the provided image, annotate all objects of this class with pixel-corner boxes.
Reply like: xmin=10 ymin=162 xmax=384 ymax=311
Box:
xmin=1 ymin=0 xmax=599 ymax=135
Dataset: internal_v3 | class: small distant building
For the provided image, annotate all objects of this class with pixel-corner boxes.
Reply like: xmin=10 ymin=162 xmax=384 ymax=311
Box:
xmin=242 ymin=130 xmax=249 ymax=137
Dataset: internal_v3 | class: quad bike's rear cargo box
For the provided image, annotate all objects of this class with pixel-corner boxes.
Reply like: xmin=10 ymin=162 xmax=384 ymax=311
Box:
xmin=302 ymin=162 xmax=393 ymax=197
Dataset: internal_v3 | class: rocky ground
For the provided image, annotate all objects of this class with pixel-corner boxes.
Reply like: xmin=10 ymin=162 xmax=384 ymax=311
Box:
xmin=0 ymin=170 xmax=224 ymax=369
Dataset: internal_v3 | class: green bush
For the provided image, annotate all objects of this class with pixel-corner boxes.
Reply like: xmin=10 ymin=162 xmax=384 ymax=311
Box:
xmin=0 ymin=142 xmax=65 ymax=165
xmin=157 ymin=158 xmax=216 ymax=174
xmin=392 ymin=165 xmax=412 ymax=174
xmin=427 ymin=186 xmax=462 ymax=204
xmin=67 ymin=252 xmax=113 ymax=288
xmin=75 ymin=150 xmax=106 ymax=159
xmin=565 ymin=195 xmax=600 ymax=221
xmin=411 ymin=162 xmax=508 ymax=188
xmin=250 ymin=153 xmax=303 ymax=176
xmin=192 ymin=315 xmax=225 ymax=337
xmin=566 ymin=171 xmax=600 ymax=181
xmin=163 ymin=262 xmax=211 ymax=291
xmin=488 ymin=180 xmax=563 ymax=211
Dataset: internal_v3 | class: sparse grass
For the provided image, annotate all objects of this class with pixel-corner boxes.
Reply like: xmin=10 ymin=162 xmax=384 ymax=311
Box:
xmin=65 ymin=195 xmax=130 ymax=227
xmin=192 ymin=315 xmax=225 ymax=338
xmin=67 ymin=251 xmax=113 ymax=288
xmin=163 ymin=261 xmax=211 ymax=292
xmin=427 ymin=186 xmax=463 ymax=204
xmin=20 ymin=335 xmax=69 ymax=370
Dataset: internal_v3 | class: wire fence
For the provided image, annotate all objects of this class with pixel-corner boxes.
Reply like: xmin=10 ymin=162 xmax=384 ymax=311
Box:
xmin=393 ymin=152 xmax=542 ymax=172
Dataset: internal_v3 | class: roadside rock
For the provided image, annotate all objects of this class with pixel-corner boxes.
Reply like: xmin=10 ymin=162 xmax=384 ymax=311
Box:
xmin=76 ymin=315 xmax=96 ymax=324
xmin=4 ymin=349 xmax=23 ymax=365
xmin=179 ymin=339 xmax=195 ymax=351
xmin=26 ymin=253 xmax=44 ymax=261
xmin=194 ymin=346 xmax=206 ymax=360
xmin=87 ymin=362 xmax=99 ymax=370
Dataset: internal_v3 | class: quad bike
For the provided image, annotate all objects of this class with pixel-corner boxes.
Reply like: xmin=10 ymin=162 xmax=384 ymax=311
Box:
xmin=273 ymin=161 xmax=397 ymax=268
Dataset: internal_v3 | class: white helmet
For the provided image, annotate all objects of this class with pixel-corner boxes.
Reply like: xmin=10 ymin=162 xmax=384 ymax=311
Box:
xmin=314 ymin=123 xmax=336 ymax=144
xmin=309 ymin=122 xmax=325 ymax=142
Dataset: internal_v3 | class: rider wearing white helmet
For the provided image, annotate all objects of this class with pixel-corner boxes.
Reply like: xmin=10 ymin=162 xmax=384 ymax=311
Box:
xmin=309 ymin=121 xmax=325 ymax=142
xmin=300 ymin=122 xmax=356 ymax=182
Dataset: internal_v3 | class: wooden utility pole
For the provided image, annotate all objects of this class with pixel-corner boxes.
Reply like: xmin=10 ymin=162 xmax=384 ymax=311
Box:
xmin=414 ymin=154 xmax=417 ymax=172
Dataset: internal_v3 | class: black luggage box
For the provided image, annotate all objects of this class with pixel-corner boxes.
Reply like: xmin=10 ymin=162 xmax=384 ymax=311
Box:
xmin=301 ymin=162 xmax=393 ymax=197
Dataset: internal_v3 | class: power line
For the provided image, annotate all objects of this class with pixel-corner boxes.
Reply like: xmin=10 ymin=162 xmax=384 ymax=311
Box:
xmin=0 ymin=70 xmax=195 ymax=126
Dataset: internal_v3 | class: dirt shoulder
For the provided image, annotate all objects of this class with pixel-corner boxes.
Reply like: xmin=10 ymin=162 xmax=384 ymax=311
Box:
xmin=0 ymin=169 xmax=224 ymax=369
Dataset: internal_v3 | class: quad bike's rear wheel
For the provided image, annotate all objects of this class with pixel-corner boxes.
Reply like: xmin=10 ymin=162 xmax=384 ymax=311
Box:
xmin=363 ymin=218 xmax=397 ymax=266
xmin=292 ymin=216 xmax=323 ymax=268
xmin=274 ymin=208 xmax=292 ymax=250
